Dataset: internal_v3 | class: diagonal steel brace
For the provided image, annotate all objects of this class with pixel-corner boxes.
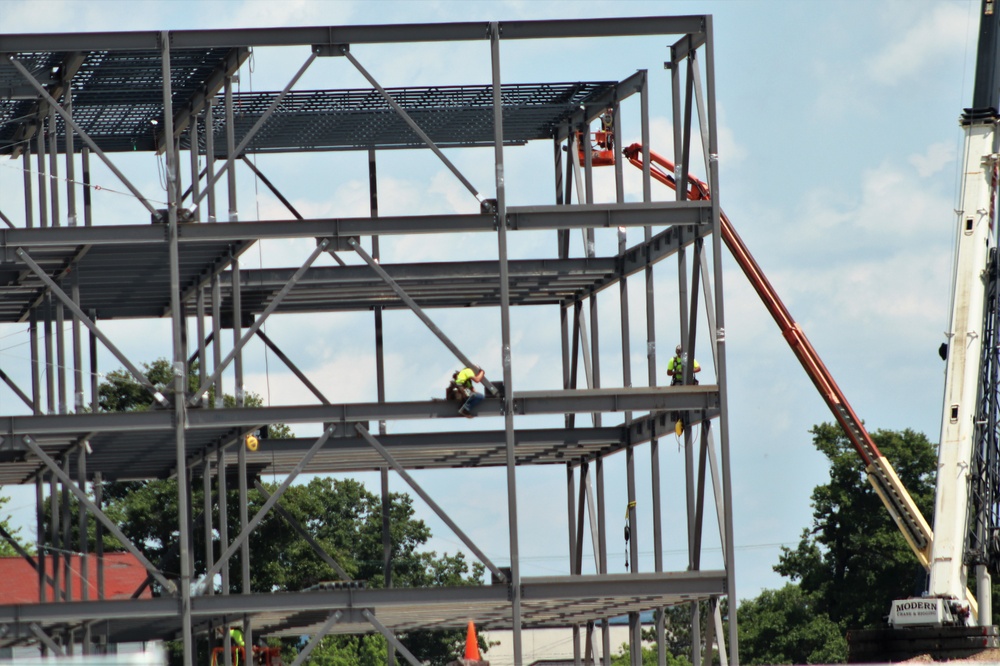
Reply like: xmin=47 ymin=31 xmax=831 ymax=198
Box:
xmin=288 ymin=610 xmax=342 ymax=666
xmin=254 ymin=481 xmax=350 ymax=580
xmin=3 ymin=55 xmax=157 ymax=215
xmin=21 ymin=435 xmax=177 ymax=594
xmin=0 ymin=524 xmax=57 ymax=589
xmin=16 ymin=248 xmax=168 ymax=406
xmin=201 ymin=425 xmax=334 ymax=584
xmin=192 ymin=53 xmax=317 ymax=208
xmin=254 ymin=329 xmax=331 ymax=406
xmin=29 ymin=623 xmax=65 ymax=656
xmin=189 ymin=239 xmax=329 ymax=405
xmin=341 ymin=48 xmax=484 ymax=204
xmin=355 ymin=424 xmax=507 ymax=583
xmin=363 ymin=609 xmax=422 ymax=666
xmin=348 ymin=238 xmax=499 ymax=397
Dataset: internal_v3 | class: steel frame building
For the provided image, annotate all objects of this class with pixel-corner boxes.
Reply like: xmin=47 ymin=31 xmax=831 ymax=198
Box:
xmin=0 ymin=16 xmax=737 ymax=666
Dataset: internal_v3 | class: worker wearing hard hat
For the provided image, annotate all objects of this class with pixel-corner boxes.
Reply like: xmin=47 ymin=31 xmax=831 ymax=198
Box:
xmin=454 ymin=367 xmax=486 ymax=418
xmin=667 ymin=344 xmax=700 ymax=386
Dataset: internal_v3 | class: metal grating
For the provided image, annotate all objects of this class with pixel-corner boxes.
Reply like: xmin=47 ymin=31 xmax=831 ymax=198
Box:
xmin=0 ymin=48 xmax=235 ymax=153
xmin=187 ymin=82 xmax=616 ymax=154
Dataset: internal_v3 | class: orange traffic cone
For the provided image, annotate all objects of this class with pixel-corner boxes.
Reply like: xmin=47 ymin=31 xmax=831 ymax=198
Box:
xmin=464 ymin=620 xmax=481 ymax=661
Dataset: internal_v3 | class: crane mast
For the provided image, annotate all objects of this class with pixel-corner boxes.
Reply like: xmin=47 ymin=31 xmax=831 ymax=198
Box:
xmin=919 ymin=0 xmax=1000 ymax=625
xmin=926 ymin=119 xmax=997 ymax=620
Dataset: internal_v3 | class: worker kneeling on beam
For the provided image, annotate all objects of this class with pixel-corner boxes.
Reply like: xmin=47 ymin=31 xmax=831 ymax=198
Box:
xmin=451 ymin=367 xmax=486 ymax=418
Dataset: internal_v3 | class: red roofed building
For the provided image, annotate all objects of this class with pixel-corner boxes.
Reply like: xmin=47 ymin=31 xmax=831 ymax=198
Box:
xmin=0 ymin=553 xmax=153 ymax=604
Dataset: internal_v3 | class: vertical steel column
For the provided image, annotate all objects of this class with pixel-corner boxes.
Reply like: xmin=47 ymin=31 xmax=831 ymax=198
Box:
xmin=35 ymin=476 xmax=45 ymax=603
xmin=637 ymin=69 xmax=667 ymax=666
xmin=78 ymin=448 xmax=88 ymax=608
xmin=596 ymin=457 xmax=610 ymax=666
xmin=45 ymin=295 xmax=54 ymax=414
xmin=226 ymin=69 xmax=250 ymax=650
xmin=23 ymin=149 xmax=33 ymax=228
xmin=72 ymin=274 xmax=83 ymax=412
xmin=36 ymin=116 xmax=48 ymax=228
xmin=190 ymin=122 xmax=201 ymax=222
xmin=82 ymin=148 xmax=92 ymax=227
xmin=369 ymin=147 xmax=395 ymax=666
xmin=212 ymin=277 xmax=223 ymax=408
xmin=61 ymin=458 xmax=71 ymax=603
xmin=206 ymin=100 xmax=217 ymax=223
xmin=56 ymin=299 xmax=66 ymax=414
xmin=217 ymin=447 xmax=231 ymax=666
xmin=49 ymin=474 xmax=59 ymax=600
xmin=30 ymin=310 xmax=40 ymax=414
xmin=48 ymin=105 xmax=59 ymax=227
xmin=197 ymin=287 xmax=207 ymax=407
xmin=89 ymin=310 xmax=98 ymax=412
xmin=65 ymin=84 xmax=77 ymax=227
xmin=160 ymin=31 xmax=194 ymax=666
xmin=94 ymin=471 xmax=104 ymax=599
xmin=567 ymin=464 xmax=581 ymax=665
xmin=203 ymin=457 xmax=214 ymax=596
xmin=702 ymin=18 xmax=738 ymax=665
xmin=627 ymin=445 xmax=640 ymax=666
xmin=555 ymin=136 xmax=567 ymax=256
xmin=225 ymin=77 xmax=238 ymax=222
xmin=489 ymin=23 xmax=522 ymax=662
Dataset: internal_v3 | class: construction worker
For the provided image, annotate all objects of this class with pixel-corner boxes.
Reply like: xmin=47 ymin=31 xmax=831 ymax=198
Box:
xmin=454 ymin=367 xmax=485 ymax=418
xmin=218 ymin=626 xmax=245 ymax=666
xmin=667 ymin=344 xmax=701 ymax=386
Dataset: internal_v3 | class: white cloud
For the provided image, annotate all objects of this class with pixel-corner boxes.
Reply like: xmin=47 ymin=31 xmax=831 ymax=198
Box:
xmin=909 ymin=140 xmax=958 ymax=179
xmin=868 ymin=4 xmax=971 ymax=85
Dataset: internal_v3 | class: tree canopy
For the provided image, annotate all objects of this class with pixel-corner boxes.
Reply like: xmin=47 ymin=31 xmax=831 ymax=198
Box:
xmin=774 ymin=424 xmax=936 ymax=630
xmin=91 ymin=360 xmax=485 ymax=665
xmin=733 ymin=423 xmax=938 ymax=664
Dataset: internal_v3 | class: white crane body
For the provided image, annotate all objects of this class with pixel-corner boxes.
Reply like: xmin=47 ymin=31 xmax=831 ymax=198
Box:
xmin=929 ymin=123 xmax=996 ymax=608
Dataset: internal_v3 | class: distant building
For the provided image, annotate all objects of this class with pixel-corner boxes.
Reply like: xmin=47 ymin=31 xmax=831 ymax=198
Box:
xmin=483 ymin=626 xmax=632 ymax=666
xmin=0 ymin=553 xmax=153 ymax=603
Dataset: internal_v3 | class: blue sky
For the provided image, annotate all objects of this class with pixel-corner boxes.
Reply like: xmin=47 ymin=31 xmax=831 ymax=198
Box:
xmin=0 ymin=0 xmax=984 ymax=609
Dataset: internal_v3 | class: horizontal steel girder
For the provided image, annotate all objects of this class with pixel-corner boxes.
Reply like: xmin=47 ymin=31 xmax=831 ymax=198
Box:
xmin=0 ymin=570 xmax=727 ymax=629
xmin=0 ymin=386 xmax=719 ymax=437
xmin=0 ymin=202 xmax=711 ymax=250
xmin=0 ymin=17 xmax=707 ymax=53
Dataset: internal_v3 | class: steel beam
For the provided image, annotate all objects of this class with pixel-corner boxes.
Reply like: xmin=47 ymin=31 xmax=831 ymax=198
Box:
xmin=201 ymin=426 xmax=335 ymax=584
xmin=288 ymin=611 xmax=342 ymax=666
xmin=20 ymin=435 xmax=176 ymax=594
xmin=363 ymin=611 xmax=421 ymax=666
xmin=254 ymin=481 xmax=352 ymax=581
xmin=193 ymin=53 xmax=317 ymax=209
xmin=355 ymin=424 xmax=507 ymax=582
xmin=15 ymin=247 xmax=168 ymax=406
xmin=2 ymin=56 xmax=156 ymax=215
xmin=348 ymin=237 xmax=499 ymax=396
xmin=254 ymin=329 xmax=331 ymax=405
xmin=189 ymin=239 xmax=330 ymax=405
xmin=0 ymin=17 xmax=706 ymax=52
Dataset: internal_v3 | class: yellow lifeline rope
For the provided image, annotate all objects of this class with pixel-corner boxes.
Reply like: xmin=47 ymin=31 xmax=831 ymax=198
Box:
xmin=624 ymin=500 xmax=637 ymax=570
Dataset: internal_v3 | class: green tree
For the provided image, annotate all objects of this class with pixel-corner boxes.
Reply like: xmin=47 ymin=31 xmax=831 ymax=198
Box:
xmin=0 ymin=492 xmax=26 ymax=557
xmin=92 ymin=360 xmax=483 ymax=666
xmin=773 ymin=424 xmax=936 ymax=631
xmin=736 ymin=584 xmax=847 ymax=665
xmin=610 ymin=641 xmax=693 ymax=666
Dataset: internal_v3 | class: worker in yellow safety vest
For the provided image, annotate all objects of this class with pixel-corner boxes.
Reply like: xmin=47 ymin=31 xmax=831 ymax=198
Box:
xmin=218 ymin=626 xmax=245 ymax=666
xmin=667 ymin=345 xmax=700 ymax=386
xmin=454 ymin=367 xmax=485 ymax=418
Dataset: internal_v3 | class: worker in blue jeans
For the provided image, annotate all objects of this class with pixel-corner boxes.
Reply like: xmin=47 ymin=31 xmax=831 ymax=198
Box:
xmin=455 ymin=367 xmax=485 ymax=417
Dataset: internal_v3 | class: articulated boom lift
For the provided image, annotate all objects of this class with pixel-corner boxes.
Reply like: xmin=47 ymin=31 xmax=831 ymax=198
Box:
xmin=616 ymin=142 xmax=937 ymax=592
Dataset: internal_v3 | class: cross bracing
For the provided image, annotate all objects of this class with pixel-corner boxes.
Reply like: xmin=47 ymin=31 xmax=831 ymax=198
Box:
xmin=0 ymin=16 xmax=737 ymax=666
